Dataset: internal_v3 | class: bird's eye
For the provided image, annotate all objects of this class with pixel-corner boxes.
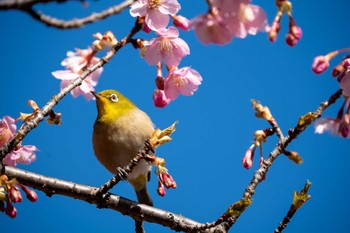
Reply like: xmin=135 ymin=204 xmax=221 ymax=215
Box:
xmin=110 ymin=94 xmax=119 ymax=102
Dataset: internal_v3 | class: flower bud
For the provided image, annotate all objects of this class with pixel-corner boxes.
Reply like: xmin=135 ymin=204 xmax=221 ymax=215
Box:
xmin=285 ymin=33 xmax=298 ymax=47
xmin=157 ymin=183 xmax=166 ymax=197
xmin=242 ymin=145 xmax=255 ymax=169
xmin=9 ymin=186 xmax=22 ymax=203
xmin=142 ymin=23 xmax=152 ymax=33
xmin=268 ymin=21 xmax=280 ymax=42
xmin=312 ymin=56 xmax=329 ymax=75
xmin=172 ymin=15 xmax=190 ymax=31
xmin=19 ymin=184 xmax=38 ymax=202
xmin=5 ymin=203 xmax=17 ymax=218
xmin=153 ymin=89 xmax=171 ymax=108
xmin=159 ymin=173 xmax=176 ymax=189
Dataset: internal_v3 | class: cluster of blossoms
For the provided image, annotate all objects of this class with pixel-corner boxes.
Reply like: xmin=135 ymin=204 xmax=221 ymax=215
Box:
xmin=268 ymin=0 xmax=302 ymax=46
xmin=52 ymin=31 xmax=117 ymax=101
xmin=1 ymin=114 xmax=39 ymax=218
xmin=52 ymin=47 xmax=103 ymax=101
xmin=312 ymin=48 xmax=350 ymax=138
xmin=191 ymin=0 xmax=269 ymax=45
xmin=1 ymin=116 xmax=38 ymax=166
xmin=153 ymin=158 xmax=176 ymax=197
xmin=0 ymin=175 xmax=38 ymax=218
xmin=130 ymin=0 xmax=202 ymax=108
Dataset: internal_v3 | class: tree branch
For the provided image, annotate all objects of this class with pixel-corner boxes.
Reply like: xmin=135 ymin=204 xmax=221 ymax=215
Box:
xmin=0 ymin=0 xmax=135 ymax=29
xmin=0 ymin=0 xmax=75 ymax=10
xmin=0 ymin=164 xmax=205 ymax=231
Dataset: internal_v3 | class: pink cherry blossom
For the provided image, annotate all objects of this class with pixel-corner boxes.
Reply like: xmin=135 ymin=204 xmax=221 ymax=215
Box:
xmin=340 ymin=60 xmax=350 ymax=97
xmin=52 ymin=47 xmax=103 ymax=100
xmin=3 ymin=145 xmax=38 ymax=166
xmin=314 ymin=98 xmax=350 ymax=138
xmin=191 ymin=13 xmax=233 ymax=45
xmin=228 ymin=3 xmax=270 ymax=39
xmin=0 ymin=116 xmax=38 ymax=166
xmin=164 ymin=67 xmax=202 ymax=100
xmin=153 ymin=89 xmax=171 ymax=108
xmin=61 ymin=48 xmax=99 ymax=73
xmin=0 ymin=116 xmax=16 ymax=147
xmin=130 ymin=0 xmax=181 ymax=31
xmin=314 ymin=118 xmax=338 ymax=135
xmin=191 ymin=2 xmax=269 ymax=45
xmin=142 ymin=26 xmax=190 ymax=67
xmin=52 ymin=69 xmax=102 ymax=100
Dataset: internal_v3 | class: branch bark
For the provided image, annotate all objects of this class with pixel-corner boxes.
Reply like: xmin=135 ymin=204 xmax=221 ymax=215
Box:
xmin=0 ymin=0 xmax=135 ymax=29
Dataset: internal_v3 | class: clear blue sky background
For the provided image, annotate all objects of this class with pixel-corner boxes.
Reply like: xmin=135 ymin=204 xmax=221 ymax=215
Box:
xmin=1 ymin=0 xmax=350 ymax=232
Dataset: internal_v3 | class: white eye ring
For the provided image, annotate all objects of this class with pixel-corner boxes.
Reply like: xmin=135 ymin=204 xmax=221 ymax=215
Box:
xmin=110 ymin=94 xmax=119 ymax=102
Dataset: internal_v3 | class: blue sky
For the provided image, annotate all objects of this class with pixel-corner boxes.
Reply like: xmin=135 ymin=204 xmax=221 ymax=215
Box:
xmin=1 ymin=0 xmax=350 ymax=232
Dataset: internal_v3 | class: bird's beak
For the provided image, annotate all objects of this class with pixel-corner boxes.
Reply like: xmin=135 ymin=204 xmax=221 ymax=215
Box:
xmin=91 ymin=91 xmax=100 ymax=99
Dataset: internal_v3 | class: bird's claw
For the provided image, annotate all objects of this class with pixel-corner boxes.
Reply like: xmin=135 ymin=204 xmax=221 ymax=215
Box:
xmin=116 ymin=167 xmax=128 ymax=180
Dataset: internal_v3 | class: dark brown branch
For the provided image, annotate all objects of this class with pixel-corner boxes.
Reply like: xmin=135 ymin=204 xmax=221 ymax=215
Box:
xmin=0 ymin=0 xmax=74 ymax=9
xmin=0 ymin=0 xmax=135 ymax=29
xmin=0 ymin=19 xmax=142 ymax=161
xmin=0 ymin=164 xmax=204 ymax=231
xmin=16 ymin=0 xmax=135 ymax=29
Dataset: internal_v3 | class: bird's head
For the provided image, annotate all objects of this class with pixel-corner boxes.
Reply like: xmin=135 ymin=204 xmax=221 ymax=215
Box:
xmin=91 ymin=89 xmax=136 ymax=120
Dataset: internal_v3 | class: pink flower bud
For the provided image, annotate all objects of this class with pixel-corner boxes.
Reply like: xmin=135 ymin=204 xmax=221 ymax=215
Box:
xmin=285 ymin=33 xmax=298 ymax=47
xmin=290 ymin=25 xmax=302 ymax=40
xmin=242 ymin=145 xmax=255 ymax=169
xmin=153 ymin=89 xmax=171 ymax=108
xmin=312 ymin=55 xmax=330 ymax=74
xmin=344 ymin=58 xmax=350 ymax=69
xmin=142 ymin=23 xmax=152 ymax=33
xmin=9 ymin=186 xmax=22 ymax=203
xmin=172 ymin=15 xmax=190 ymax=31
xmin=160 ymin=173 xmax=176 ymax=189
xmin=5 ymin=203 xmax=17 ymax=218
xmin=268 ymin=21 xmax=280 ymax=42
xmin=19 ymin=184 xmax=38 ymax=202
xmin=157 ymin=183 xmax=166 ymax=197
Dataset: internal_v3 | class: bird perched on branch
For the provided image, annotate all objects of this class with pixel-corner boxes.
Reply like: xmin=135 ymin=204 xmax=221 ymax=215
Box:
xmin=92 ymin=89 xmax=154 ymax=206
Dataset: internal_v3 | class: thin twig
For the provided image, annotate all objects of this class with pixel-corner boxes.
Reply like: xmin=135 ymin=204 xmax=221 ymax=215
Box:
xmin=274 ymin=181 xmax=312 ymax=233
xmin=0 ymin=19 xmax=142 ymax=161
xmin=0 ymin=0 xmax=75 ymax=9
xmin=17 ymin=0 xmax=135 ymax=29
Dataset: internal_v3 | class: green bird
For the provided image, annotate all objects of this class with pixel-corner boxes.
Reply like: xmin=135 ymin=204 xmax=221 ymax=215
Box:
xmin=92 ymin=90 xmax=154 ymax=206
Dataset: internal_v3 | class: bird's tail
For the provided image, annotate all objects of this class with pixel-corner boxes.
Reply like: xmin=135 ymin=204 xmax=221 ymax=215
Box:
xmin=136 ymin=188 xmax=153 ymax=206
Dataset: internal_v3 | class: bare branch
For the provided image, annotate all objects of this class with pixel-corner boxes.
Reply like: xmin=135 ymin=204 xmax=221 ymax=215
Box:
xmin=0 ymin=0 xmax=135 ymax=29
xmin=274 ymin=181 xmax=312 ymax=233
xmin=0 ymin=0 xmax=75 ymax=10
xmin=0 ymin=19 xmax=142 ymax=161
xmin=0 ymin=163 xmax=205 ymax=231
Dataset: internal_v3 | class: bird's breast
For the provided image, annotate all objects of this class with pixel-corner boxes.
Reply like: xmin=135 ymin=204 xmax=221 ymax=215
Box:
xmin=92 ymin=108 xmax=154 ymax=177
